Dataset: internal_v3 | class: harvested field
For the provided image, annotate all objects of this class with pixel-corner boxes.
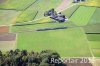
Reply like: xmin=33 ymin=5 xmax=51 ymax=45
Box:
xmin=0 ymin=41 xmax=16 ymax=51
xmin=94 ymin=58 xmax=100 ymax=66
xmin=0 ymin=33 xmax=16 ymax=41
xmin=0 ymin=26 xmax=9 ymax=34
xmin=0 ymin=33 xmax=17 ymax=51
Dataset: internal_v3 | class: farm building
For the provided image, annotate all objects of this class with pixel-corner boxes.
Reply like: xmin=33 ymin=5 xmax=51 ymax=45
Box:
xmin=73 ymin=0 xmax=86 ymax=3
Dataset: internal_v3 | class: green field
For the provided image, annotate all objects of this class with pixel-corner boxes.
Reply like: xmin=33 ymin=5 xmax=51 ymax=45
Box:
xmin=92 ymin=49 xmax=100 ymax=57
xmin=0 ymin=10 xmax=20 ymax=25
xmin=12 ymin=21 xmax=76 ymax=32
xmin=88 ymin=8 xmax=100 ymax=24
xmin=17 ymin=27 xmax=91 ymax=57
xmin=83 ymin=24 xmax=100 ymax=33
xmin=69 ymin=6 xmax=96 ymax=26
xmin=0 ymin=0 xmax=37 ymax=10
xmin=89 ymin=41 xmax=100 ymax=49
xmin=89 ymin=41 xmax=100 ymax=57
xmin=16 ymin=9 xmax=38 ymax=23
xmin=62 ymin=5 xmax=79 ymax=18
xmin=86 ymin=34 xmax=100 ymax=41
xmin=81 ymin=0 xmax=100 ymax=7
xmin=11 ymin=20 xmax=91 ymax=57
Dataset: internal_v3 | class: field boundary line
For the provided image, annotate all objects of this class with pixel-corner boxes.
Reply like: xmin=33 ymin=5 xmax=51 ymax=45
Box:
xmin=87 ymin=41 xmax=97 ymax=66
xmin=87 ymin=7 xmax=97 ymax=25
xmin=57 ymin=3 xmax=78 ymax=13
xmin=23 ymin=0 xmax=39 ymax=11
xmin=69 ymin=5 xmax=80 ymax=18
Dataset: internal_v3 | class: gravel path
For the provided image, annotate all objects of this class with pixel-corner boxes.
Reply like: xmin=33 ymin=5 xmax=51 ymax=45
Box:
xmin=55 ymin=0 xmax=72 ymax=12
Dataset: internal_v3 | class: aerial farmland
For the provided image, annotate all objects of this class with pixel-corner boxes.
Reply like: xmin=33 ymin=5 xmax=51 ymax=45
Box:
xmin=0 ymin=0 xmax=100 ymax=66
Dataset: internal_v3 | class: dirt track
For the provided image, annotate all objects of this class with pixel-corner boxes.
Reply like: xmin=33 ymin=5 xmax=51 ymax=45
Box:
xmin=56 ymin=0 xmax=72 ymax=12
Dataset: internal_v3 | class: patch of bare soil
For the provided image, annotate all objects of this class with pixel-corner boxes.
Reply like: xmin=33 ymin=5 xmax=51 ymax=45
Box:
xmin=56 ymin=0 xmax=72 ymax=12
xmin=0 ymin=26 xmax=9 ymax=34
xmin=0 ymin=0 xmax=7 ymax=4
xmin=0 ymin=33 xmax=16 ymax=41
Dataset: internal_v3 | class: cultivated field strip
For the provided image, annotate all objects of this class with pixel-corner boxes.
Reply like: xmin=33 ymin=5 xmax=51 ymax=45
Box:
xmin=88 ymin=8 xmax=100 ymax=24
xmin=89 ymin=41 xmax=100 ymax=49
xmin=16 ymin=9 xmax=38 ymax=23
xmin=0 ymin=41 xmax=17 ymax=51
xmin=0 ymin=0 xmax=6 ymax=4
xmin=92 ymin=49 xmax=100 ymax=57
xmin=0 ymin=33 xmax=16 ymax=41
xmin=89 ymin=41 xmax=100 ymax=57
xmin=0 ymin=25 xmax=9 ymax=33
xmin=62 ymin=5 xmax=79 ymax=18
xmin=87 ymin=34 xmax=100 ymax=41
xmin=0 ymin=0 xmax=37 ymax=10
xmin=11 ymin=22 xmax=76 ymax=32
xmin=0 ymin=10 xmax=21 ymax=25
xmin=83 ymin=24 xmax=100 ymax=33
xmin=69 ymin=6 xmax=96 ymax=26
xmin=80 ymin=0 xmax=100 ymax=7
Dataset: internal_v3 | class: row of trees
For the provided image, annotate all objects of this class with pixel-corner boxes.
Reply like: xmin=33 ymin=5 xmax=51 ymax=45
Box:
xmin=0 ymin=49 xmax=66 ymax=66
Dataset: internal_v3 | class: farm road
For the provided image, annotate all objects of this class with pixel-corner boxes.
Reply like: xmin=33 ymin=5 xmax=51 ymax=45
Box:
xmin=56 ymin=0 xmax=73 ymax=12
